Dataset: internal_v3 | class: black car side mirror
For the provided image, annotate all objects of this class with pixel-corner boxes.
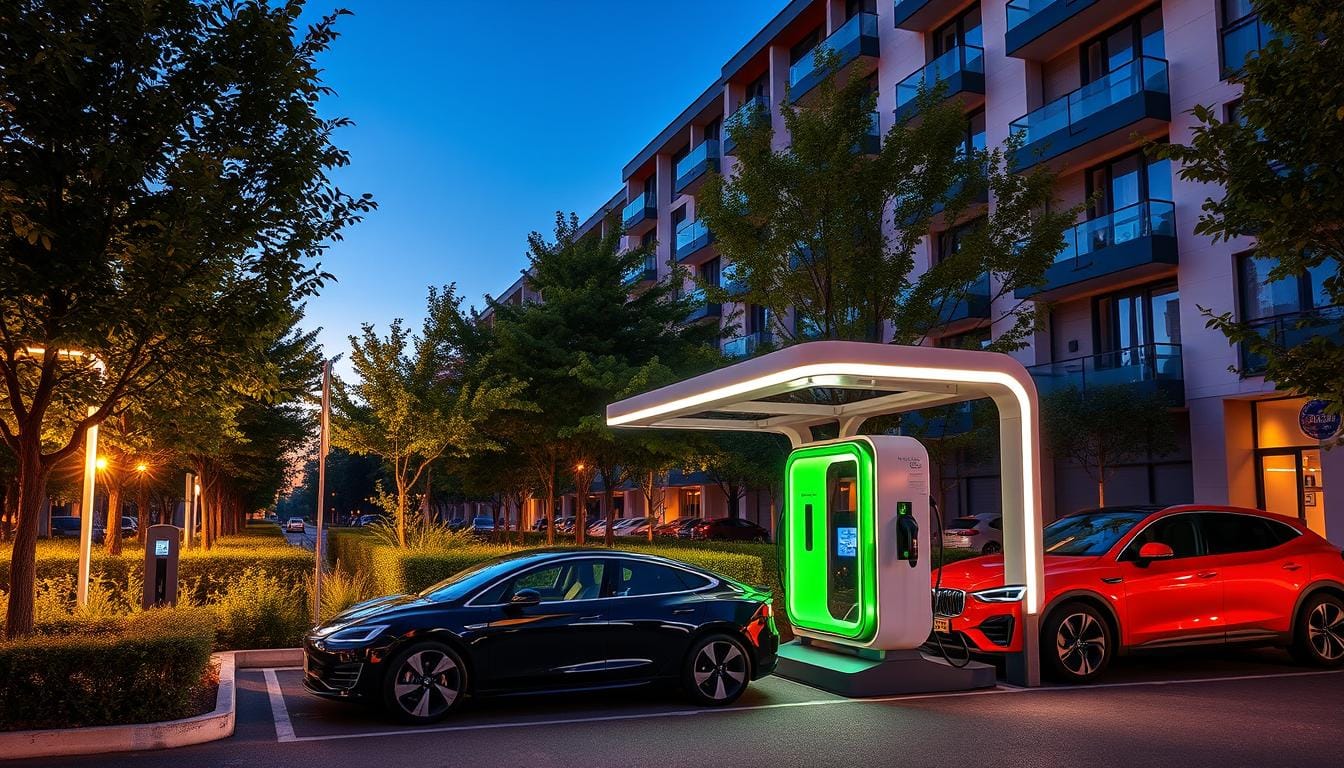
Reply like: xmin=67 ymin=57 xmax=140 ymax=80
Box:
xmin=509 ymin=589 xmax=542 ymax=608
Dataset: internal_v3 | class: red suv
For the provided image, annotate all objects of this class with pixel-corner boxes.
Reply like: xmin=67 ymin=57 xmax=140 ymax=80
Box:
xmin=932 ymin=505 xmax=1344 ymax=683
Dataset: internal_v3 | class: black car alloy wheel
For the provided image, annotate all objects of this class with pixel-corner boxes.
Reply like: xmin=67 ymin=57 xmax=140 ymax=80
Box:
xmin=685 ymin=633 xmax=749 ymax=706
xmin=384 ymin=642 xmax=466 ymax=723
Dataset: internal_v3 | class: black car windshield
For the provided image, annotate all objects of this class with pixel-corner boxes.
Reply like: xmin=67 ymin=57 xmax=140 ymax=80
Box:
xmin=417 ymin=554 xmax=546 ymax=602
xmin=1043 ymin=509 xmax=1151 ymax=556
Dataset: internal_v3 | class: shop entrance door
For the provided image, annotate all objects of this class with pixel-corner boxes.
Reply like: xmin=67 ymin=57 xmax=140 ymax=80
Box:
xmin=1255 ymin=448 xmax=1325 ymax=534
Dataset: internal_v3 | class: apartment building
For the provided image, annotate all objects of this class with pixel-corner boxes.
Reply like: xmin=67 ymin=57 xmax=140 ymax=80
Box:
xmin=486 ymin=0 xmax=1341 ymax=544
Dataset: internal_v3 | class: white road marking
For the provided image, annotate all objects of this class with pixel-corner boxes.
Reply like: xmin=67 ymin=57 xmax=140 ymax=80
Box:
xmin=261 ymin=666 xmax=1344 ymax=744
xmin=264 ymin=668 xmax=298 ymax=743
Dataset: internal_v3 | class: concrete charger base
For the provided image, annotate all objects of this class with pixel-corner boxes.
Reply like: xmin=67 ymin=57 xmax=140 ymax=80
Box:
xmin=775 ymin=639 xmax=996 ymax=697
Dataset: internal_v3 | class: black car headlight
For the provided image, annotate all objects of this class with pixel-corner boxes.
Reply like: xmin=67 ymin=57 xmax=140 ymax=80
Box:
xmin=314 ymin=623 xmax=389 ymax=646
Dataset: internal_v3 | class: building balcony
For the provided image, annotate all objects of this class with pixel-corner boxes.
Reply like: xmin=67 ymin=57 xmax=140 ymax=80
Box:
xmin=788 ymin=12 xmax=880 ymax=101
xmin=1009 ymin=56 xmax=1170 ymax=172
xmin=894 ymin=45 xmax=985 ymax=124
xmin=684 ymin=287 xmax=722 ymax=324
xmin=1005 ymin=0 xmax=1125 ymax=60
xmin=1240 ymin=306 xmax=1344 ymax=376
xmin=622 ymin=191 xmax=658 ymax=236
xmin=675 ymin=218 xmax=714 ymax=263
xmin=936 ymin=273 xmax=991 ymax=329
xmin=623 ymin=256 xmax=657 ymax=287
xmin=893 ymin=0 xmax=971 ymax=31
xmin=1221 ymin=13 xmax=1277 ymax=79
xmin=675 ymin=139 xmax=720 ymax=196
xmin=723 ymin=330 xmax=772 ymax=359
xmin=724 ymin=96 xmax=768 ymax=155
xmin=1029 ymin=343 xmax=1185 ymax=404
xmin=1015 ymin=200 xmax=1177 ymax=301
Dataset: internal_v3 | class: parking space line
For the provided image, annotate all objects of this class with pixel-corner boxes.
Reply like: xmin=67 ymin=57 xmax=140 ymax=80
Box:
xmin=264 ymin=668 xmax=298 ymax=743
xmin=260 ymin=666 xmax=1343 ymax=744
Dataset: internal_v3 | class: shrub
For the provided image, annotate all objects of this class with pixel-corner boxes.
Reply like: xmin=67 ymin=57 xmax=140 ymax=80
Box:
xmin=0 ymin=607 xmax=216 ymax=731
xmin=210 ymin=567 xmax=311 ymax=650
xmin=310 ymin=563 xmax=375 ymax=624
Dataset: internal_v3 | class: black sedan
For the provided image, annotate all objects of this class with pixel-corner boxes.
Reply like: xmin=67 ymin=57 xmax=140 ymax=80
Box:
xmin=303 ymin=550 xmax=779 ymax=723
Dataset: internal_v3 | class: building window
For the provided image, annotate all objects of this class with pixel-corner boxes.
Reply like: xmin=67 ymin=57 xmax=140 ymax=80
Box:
xmin=1094 ymin=282 xmax=1181 ymax=361
xmin=700 ymin=257 xmax=721 ymax=288
xmin=704 ymin=117 xmax=721 ymax=142
xmin=937 ymin=328 xmax=991 ymax=350
xmin=680 ymin=488 xmax=702 ymax=517
xmin=933 ymin=3 xmax=982 ymax=58
xmin=1238 ymin=253 xmax=1335 ymax=322
xmin=1085 ymin=149 xmax=1172 ymax=219
xmin=1222 ymin=0 xmax=1255 ymax=26
xmin=936 ymin=216 xmax=984 ymax=262
xmin=790 ymin=27 xmax=822 ymax=66
xmin=1081 ymin=6 xmax=1164 ymax=85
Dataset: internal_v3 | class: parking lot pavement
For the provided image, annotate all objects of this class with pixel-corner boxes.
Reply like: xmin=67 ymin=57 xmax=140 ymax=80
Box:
xmin=16 ymin=656 xmax=1343 ymax=768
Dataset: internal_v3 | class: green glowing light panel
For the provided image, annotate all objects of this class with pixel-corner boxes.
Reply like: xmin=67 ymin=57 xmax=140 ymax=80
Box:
xmin=784 ymin=435 xmax=932 ymax=650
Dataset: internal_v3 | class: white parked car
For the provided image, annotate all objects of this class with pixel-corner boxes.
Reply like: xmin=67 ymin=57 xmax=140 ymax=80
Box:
xmin=942 ymin=513 xmax=1002 ymax=554
xmin=285 ymin=517 xmax=306 ymax=533
xmin=615 ymin=516 xmax=653 ymax=535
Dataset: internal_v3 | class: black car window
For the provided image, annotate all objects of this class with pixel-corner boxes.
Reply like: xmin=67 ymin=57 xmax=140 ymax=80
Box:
xmin=1123 ymin=515 xmax=1203 ymax=560
xmin=988 ymin=517 xmax=1003 ymax=530
xmin=613 ymin=561 xmax=696 ymax=597
xmin=489 ymin=560 xmax=607 ymax=604
xmin=1199 ymin=513 xmax=1301 ymax=554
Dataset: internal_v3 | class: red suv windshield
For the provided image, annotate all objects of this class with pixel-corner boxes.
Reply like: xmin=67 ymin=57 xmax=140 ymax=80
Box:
xmin=1044 ymin=509 xmax=1151 ymax=556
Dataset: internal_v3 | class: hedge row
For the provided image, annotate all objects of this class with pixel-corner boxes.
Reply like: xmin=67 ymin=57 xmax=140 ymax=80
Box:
xmin=0 ymin=537 xmax=312 ymax=607
xmin=328 ymin=530 xmax=767 ymax=596
xmin=0 ymin=607 xmax=216 ymax=731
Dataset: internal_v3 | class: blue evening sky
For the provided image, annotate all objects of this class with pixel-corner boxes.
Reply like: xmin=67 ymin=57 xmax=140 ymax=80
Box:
xmin=301 ymin=1 xmax=787 ymax=373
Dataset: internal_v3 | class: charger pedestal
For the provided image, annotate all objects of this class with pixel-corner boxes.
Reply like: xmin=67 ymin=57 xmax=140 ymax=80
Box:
xmin=776 ymin=638 xmax=996 ymax=697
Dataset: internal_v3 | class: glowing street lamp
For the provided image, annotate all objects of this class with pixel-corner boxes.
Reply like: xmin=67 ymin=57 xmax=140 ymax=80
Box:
xmin=95 ymin=456 xmax=108 ymax=471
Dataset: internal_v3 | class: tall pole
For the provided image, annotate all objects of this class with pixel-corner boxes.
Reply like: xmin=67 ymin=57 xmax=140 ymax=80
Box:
xmin=183 ymin=473 xmax=195 ymax=550
xmin=314 ymin=360 xmax=331 ymax=619
xmin=75 ymin=407 xmax=99 ymax=608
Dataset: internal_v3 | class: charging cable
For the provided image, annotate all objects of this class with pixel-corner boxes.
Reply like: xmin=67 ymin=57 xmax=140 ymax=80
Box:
xmin=930 ymin=501 xmax=972 ymax=669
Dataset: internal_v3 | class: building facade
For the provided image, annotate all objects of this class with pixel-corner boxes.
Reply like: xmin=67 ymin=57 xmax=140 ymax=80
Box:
xmin=485 ymin=0 xmax=1342 ymax=544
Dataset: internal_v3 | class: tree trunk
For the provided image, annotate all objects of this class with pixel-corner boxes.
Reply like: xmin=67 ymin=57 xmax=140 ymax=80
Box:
xmin=136 ymin=483 xmax=149 ymax=539
xmin=5 ymin=441 xmax=51 ymax=639
xmin=105 ymin=481 xmax=123 ymax=555
xmin=396 ymin=481 xmax=408 ymax=548
xmin=603 ymin=487 xmax=615 ymax=548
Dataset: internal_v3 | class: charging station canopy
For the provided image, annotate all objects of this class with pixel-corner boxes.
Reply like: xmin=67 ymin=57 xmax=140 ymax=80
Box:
xmin=606 ymin=340 xmax=1047 ymax=686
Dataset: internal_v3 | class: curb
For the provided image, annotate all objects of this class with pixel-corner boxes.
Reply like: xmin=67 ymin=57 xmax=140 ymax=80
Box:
xmin=0 ymin=647 xmax=304 ymax=760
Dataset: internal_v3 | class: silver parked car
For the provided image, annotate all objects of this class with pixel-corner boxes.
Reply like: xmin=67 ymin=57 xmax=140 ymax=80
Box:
xmin=942 ymin=513 xmax=1002 ymax=554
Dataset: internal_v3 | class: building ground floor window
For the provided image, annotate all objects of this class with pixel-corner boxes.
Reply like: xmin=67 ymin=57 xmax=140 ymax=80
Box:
xmin=1252 ymin=397 xmax=1331 ymax=534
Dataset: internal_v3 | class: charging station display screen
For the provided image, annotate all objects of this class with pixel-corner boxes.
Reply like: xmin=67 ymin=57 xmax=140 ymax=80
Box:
xmin=836 ymin=527 xmax=857 ymax=558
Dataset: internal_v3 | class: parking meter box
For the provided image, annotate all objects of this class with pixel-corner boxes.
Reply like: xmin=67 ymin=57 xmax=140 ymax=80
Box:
xmin=143 ymin=524 xmax=182 ymax=609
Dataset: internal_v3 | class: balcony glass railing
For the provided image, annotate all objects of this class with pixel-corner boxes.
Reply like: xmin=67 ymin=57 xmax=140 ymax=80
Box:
xmin=727 ymin=96 xmax=768 ymax=131
xmin=1009 ymin=57 xmax=1169 ymax=146
xmin=788 ymin=13 xmax=879 ymax=88
xmin=676 ymin=140 xmax=720 ymax=181
xmin=1241 ymin=306 xmax=1344 ymax=374
xmin=1222 ymin=13 xmax=1276 ymax=76
xmin=623 ymin=256 xmax=657 ymax=285
xmin=1028 ymin=343 xmax=1184 ymax=396
xmin=1053 ymin=200 xmax=1175 ymax=265
xmin=723 ymin=330 xmax=771 ymax=358
xmin=895 ymin=45 xmax=985 ymax=110
xmin=622 ymin=191 xmax=654 ymax=224
xmin=675 ymin=218 xmax=711 ymax=257
xmin=1005 ymin=0 xmax=1059 ymax=31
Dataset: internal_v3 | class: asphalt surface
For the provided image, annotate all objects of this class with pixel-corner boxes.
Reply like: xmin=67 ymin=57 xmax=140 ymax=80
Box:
xmin=16 ymin=647 xmax=1343 ymax=768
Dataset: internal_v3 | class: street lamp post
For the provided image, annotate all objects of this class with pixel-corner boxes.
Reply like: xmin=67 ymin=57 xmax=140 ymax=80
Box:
xmin=313 ymin=360 xmax=331 ymax=619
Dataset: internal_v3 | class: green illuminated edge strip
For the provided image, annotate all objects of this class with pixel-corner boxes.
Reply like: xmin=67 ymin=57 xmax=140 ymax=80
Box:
xmin=782 ymin=440 xmax=878 ymax=643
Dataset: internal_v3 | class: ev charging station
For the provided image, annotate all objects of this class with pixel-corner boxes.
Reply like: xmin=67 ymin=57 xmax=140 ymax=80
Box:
xmin=606 ymin=340 xmax=1046 ymax=693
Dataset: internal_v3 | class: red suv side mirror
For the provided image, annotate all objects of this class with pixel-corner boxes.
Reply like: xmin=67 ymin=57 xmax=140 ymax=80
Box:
xmin=1137 ymin=542 xmax=1175 ymax=561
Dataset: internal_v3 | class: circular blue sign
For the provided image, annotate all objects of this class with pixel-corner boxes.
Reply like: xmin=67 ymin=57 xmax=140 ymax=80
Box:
xmin=1299 ymin=399 xmax=1342 ymax=441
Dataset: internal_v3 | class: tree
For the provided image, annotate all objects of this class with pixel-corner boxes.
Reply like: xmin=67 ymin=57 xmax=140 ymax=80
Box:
xmin=0 ymin=1 xmax=372 ymax=637
xmin=334 ymin=286 xmax=526 ymax=546
xmin=1041 ymin=385 xmax=1178 ymax=507
xmin=1151 ymin=0 xmax=1343 ymax=407
xmin=685 ymin=432 xmax=789 ymax=523
xmin=698 ymin=54 xmax=1076 ymax=350
xmin=483 ymin=213 xmax=719 ymax=545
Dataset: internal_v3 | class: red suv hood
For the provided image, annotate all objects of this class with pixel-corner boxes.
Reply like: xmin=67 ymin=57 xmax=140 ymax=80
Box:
xmin=933 ymin=554 xmax=1102 ymax=592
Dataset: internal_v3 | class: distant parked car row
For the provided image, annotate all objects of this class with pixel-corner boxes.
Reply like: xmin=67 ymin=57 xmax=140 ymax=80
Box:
xmin=46 ymin=515 xmax=142 ymax=543
xmin=524 ymin=515 xmax=771 ymax=542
